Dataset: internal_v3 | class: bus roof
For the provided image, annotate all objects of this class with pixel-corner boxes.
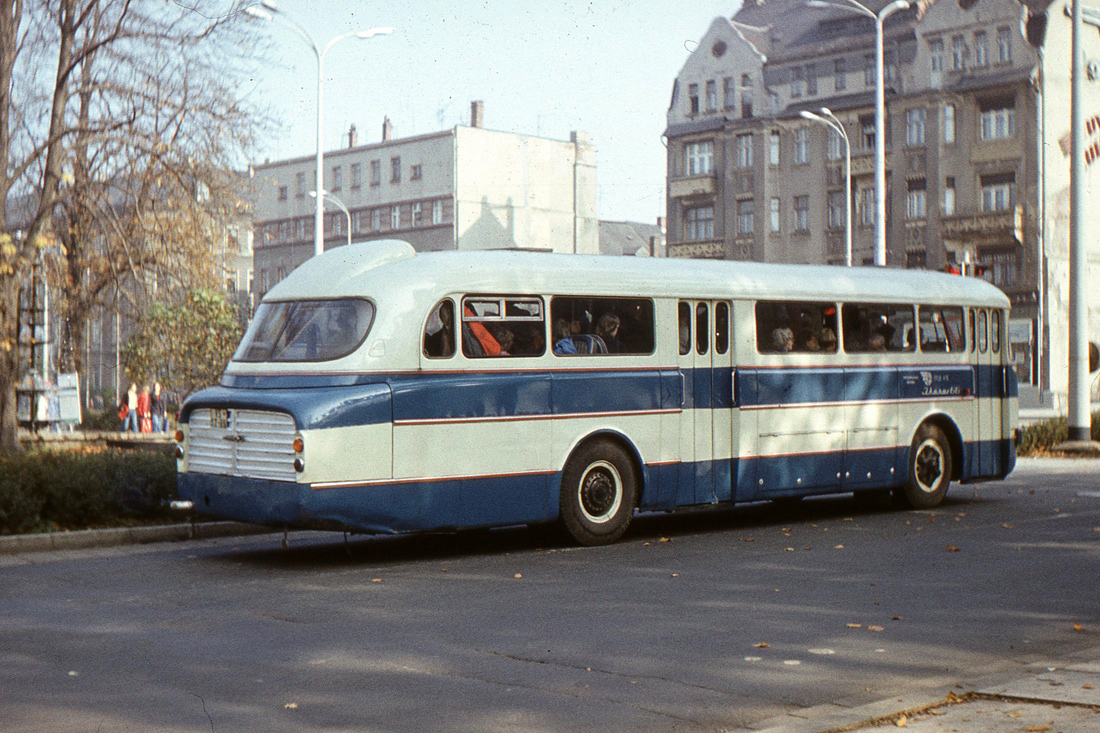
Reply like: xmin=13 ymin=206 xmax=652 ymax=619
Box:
xmin=265 ymin=239 xmax=1011 ymax=309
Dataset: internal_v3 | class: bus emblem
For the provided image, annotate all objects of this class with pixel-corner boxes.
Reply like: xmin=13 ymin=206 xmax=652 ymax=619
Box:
xmin=920 ymin=371 xmax=933 ymax=387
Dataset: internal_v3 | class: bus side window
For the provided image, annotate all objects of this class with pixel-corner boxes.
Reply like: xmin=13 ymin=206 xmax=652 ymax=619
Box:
xmin=918 ymin=306 xmax=964 ymax=352
xmin=461 ymin=296 xmax=545 ymax=358
xmin=424 ymin=299 xmax=455 ymax=358
xmin=550 ymin=297 xmax=654 ymax=355
xmin=841 ymin=303 xmax=914 ymax=352
xmin=678 ymin=301 xmax=691 ymax=355
xmin=991 ymin=310 xmax=1001 ymax=354
xmin=715 ymin=302 xmax=729 ymax=355
xmin=756 ymin=301 xmax=837 ymax=353
xmin=978 ymin=309 xmax=988 ymax=353
xmin=696 ymin=302 xmax=709 ymax=355
xmin=969 ymin=309 xmax=977 ymax=352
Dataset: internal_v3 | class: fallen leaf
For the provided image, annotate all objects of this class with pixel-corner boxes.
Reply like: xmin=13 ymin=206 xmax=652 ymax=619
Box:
xmin=740 ymin=538 xmax=755 ymax=542
xmin=1073 ymin=622 xmax=1085 ymax=631
xmin=1009 ymin=712 xmax=1025 ymax=718
xmin=783 ymin=660 xmax=801 ymax=666
xmin=1025 ymin=725 xmax=1052 ymax=732
xmin=440 ymin=568 xmax=448 ymax=572
xmin=785 ymin=547 xmax=795 ymax=552
xmin=927 ymin=517 xmax=935 ymax=524
xmin=782 ymin=527 xmax=791 ymax=531
xmin=513 ymin=573 xmax=523 ymax=579
xmin=371 ymin=578 xmax=383 ymax=583
xmin=847 ymin=623 xmax=863 ymax=629
xmin=867 ymin=625 xmax=885 ymax=632
xmin=895 ymin=713 xmax=908 ymax=726
xmin=834 ymin=544 xmax=845 ymax=549
xmin=803 ymin=546 xmax=811 ymax=550
xmin=1083 ymin=684 xmax=1095 ymax=690
xmin=284 ymin=702 xmax=298 ymax=710
xmin=659 ymin=537 xmax=671 ymax=543
xmin=928 ymin=710 xmax=946 ymax=716
xmin=643 ymin=542 xmax=651 ymax=546
xmin=670 ymin=573 xmax=679 ymax=577
xmin=754 ymin=642 xmax=770 ymax=648
xmin=843 ymin=517 xmax=853 ymax=521
xmin=1003 ymin=524 xmax=1015 ymax=529
xmin=946 ymin=545 xmax=960 ymax=552
xmin=891 ymin=616 xmax=904 ymax=621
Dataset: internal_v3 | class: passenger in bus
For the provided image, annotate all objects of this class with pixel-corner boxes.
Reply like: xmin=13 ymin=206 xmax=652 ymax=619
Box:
xmin=553 ymin=319 xmax=578 ymax=354
xmin=772 ymin=327 xmax=795 ymax=352
xmin=819 ymin=328 xmax=837 ymax=352
xmin=424 ymin=301 xmax=453 ymax=357
xmin=868 ymin=332 xmax=887 ymax=351
xmin=596 ymin=313 xmax=624 ymax=353
xmin=797 ymin=329 xmax=820 ymax=352
xmin=489 ymin=325 xmax=515 ymax=355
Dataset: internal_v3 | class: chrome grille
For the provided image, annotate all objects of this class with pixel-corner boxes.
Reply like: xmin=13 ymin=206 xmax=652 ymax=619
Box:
xmin=187 ymin=408 xmax=297 ymax=482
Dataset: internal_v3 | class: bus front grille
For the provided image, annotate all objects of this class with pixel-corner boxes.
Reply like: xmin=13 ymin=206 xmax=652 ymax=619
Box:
xmin=187 ymin=408 xmax=297 ymax=482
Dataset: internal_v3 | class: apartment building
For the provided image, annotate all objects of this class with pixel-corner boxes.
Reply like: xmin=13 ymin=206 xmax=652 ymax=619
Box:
xmin=251 ymin=102 xmax=599 ymax=297
xmin=665 ymin=0 xmax=1100 ymax=395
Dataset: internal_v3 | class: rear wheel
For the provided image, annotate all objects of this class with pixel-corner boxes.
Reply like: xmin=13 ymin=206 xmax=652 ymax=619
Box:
xmin=901 ymin=424 xmax=952 ymax=509
xmin=559 ymin=440 xmax=637 ymax=546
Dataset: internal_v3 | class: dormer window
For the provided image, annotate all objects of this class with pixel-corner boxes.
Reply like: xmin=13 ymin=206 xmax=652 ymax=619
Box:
xmin=688 ymin=83 xmax=700 ymax=115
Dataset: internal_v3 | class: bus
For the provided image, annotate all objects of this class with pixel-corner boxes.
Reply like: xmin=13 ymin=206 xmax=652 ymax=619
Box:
xmin=173 ymin=240 xmax=1019 ymax=546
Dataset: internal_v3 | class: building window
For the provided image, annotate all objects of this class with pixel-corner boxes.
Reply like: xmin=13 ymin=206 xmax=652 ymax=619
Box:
xmin=351 ymin=163 xmax=362 ymax=188
xmin=769 ymin=131 xmax=780 ymax=166
xmin=861 ymin=187 xmax=875 ymax=226
xmin=411 ymin=164 xmax=422 ymax=180
xmin=391 ymin=156 xmax=401 ymax=183
xmin=352 ymin=211 xmax=362 ymax=233
xmin=827 ymin=190 xmax=845 ymax=230
xmin=737 ymin=133 xmax=753 ymax=168
xmin=412 ymin=202 xmax=422 ymax=226
xmin=861 ymin=115 xmax=875 ymax=150
xmin=296 ymin=218 xmax=305 ymax=240
xmin=794 ymin=127 xmax=810 ymax=164
xmin=332 ymin=165 xmax=342 ymax=191
xmin=997 ymin=27 xmax=1011 ymax=64
xmin=688 ymin=83 xmax=699 ymax=115
xmin=278 ymin=221 xmax=288 ymax=242
xmin=685 ymin=141 xmax=713 ymax=176
xmin=981 ymin=173 xmax=1015 ymax=212
xmin=979 ymin=249 xmax=1019 ymax=286
xmin=980 ymin=105 xmax=1015 ymax=140
xmin=951 ymin=35 xmax=967 ymax=71
xmin=705 ymin=79 xmax=717 ymax=111
xmin=371 ymin=208 xmax=381 ymax=231
xmin=864 ymin=54 xmax=874 ymax=86
xmin=906 ymin=250 xmax=927 ymax=269
xmin=684 ymin=205 xmax=714 ymax=240
xmin=370 ymin=160 xmax=380 ymax=186
xmin=741 ymin=90 xmax=753 ymax=118
xmin=906 ymin=179 xmax=927 ymax=219
xmin=770 ymin=197 xmax=781 ymax=232
xmin=806 ymin=64 xmax=817 ymax=95
xmin=432 ymin=199 xmax=443 ymax=225
xmin=827 ymin=128 xmax=842 ymax=160
xmin=793 ymin=195 xmax=810 ymax=232
xmin=737 ymin=198 xmax=754 ymax=235
xmin=723 ymin=76 xmax=735 ymax=109
xmin=332 ymin=214 xmax=344 ymax=236
xmin=834 ymin=59 xmax=846 ymax=91
xmin=930 ymin=38 xmax=944 ymax=72
xmin=943 ymin=103 xmax=956 ymax=144
xmin=278 ymin=186 xmax=287 ymax=201
xmin=296 ymin=172 xmax=305 ymax=197
xmin=943 ymin=177 xmax=956 ymax=215
xmin=974 ymin=31 xmax=988 ymax=67
xmin=791 ymin=66 xmax=804 ymax=98
xmin=906 ymin=108 xmax=926 ymax=146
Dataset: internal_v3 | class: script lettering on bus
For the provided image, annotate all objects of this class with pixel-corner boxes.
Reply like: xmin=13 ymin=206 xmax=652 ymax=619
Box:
xmin=903 ymin=371 xmax=963 ymax=397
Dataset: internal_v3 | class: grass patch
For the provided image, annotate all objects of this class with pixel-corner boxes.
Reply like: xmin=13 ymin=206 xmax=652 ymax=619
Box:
xmin=0 ymin=448 xmax=177 ymax=535
xmin=1017 ymin=411 xmax=1100 ymax=456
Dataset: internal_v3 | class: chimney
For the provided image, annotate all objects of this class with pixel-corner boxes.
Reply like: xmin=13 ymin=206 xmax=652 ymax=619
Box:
xmin=382 ymin=116 xmax=393 ymax=141
xmin=347 ymin=124 xmax=358 ymax=148
xmin=470 ymin=100 xmax=484 ymax=129
xmin=656 ymin=216 xmax=665 ymax=232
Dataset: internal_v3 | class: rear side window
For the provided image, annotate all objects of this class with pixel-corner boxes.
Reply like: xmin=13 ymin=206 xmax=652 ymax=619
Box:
xmin=462 ymin=296 xmax=545 ymax=357
xmin=842 ymin=303 xmax=915 ymax=352
xmin=917 ymin=305 xmax=964 ymax=352
xmin=550 ymin=297 xmax=654 ymax=356
xmin=234 ymin=299 xmax=374 ymax=362
xmin=756 ymin=301 xmax=838 ymax=353
xmin=423 ymin=299 xmax=456 ymax=358
xmin=991 ymin=310 xmax=1001 ymax=353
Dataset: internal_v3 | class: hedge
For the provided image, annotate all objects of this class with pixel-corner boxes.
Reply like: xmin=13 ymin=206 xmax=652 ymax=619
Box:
xmin=0 ymin=449 xmax=177 ymax=535
xmin=1017 ymin=411 xmax=1100 ymax=456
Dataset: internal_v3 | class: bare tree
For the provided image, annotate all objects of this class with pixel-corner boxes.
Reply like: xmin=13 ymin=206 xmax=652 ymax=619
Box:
xmin=0 ymin=0 xmax=267 ymax=452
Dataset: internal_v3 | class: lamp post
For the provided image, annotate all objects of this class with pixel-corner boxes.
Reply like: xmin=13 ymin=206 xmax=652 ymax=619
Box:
xmin=800 ymin=107 xmax=852 ymax=266
xmin=310 ymin=190 xmax=352 ymax=248
xmin=246 ymin=2 xmax=393 ymax=259
xmin=807 ymin=0 xmax=909 ymax=266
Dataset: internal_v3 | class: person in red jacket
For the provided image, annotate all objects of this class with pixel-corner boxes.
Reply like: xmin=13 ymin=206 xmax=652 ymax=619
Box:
xmin=137 ymin=384 xmax=152 ymax=434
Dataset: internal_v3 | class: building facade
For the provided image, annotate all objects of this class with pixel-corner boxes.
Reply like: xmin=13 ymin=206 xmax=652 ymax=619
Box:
xmin=252 ymin=103 xmax=598 ymax=297
xmin=665 ymin=0 xmax=1100 ymax=397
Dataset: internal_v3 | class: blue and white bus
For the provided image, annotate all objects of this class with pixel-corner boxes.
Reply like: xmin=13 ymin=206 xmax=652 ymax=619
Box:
xmin=174 ymin=240 xmax=1018 ymax=545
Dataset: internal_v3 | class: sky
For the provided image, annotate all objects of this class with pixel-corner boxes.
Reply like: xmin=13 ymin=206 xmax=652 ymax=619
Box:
xmin=243 ymin=0 xmax=738 ymax=225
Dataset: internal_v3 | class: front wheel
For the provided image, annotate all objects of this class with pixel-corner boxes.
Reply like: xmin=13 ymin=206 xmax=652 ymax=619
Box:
xmin=559 ymin=440 xmax=637 ymax=546
xmin=901 ymin=424 xmax=952 ymax=509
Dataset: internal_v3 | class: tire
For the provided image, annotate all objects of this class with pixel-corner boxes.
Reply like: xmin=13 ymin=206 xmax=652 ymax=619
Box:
xmin=901 ymin=423 xmax=952 ymax=509
xmin=559 ymin=439 xmax=637 ymax=546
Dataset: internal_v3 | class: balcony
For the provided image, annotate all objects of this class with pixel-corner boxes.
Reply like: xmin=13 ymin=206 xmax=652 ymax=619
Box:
xmin=669 ymin=174 xmax=716 ymax=199
xmin=940 ymin=206 xmax=1024 ymax=244
xmin=668 ymin=239 xmax=724 ymax=259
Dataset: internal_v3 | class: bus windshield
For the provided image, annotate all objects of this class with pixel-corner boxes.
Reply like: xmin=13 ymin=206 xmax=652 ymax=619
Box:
xmin=233 ymin=298 xmax=375 ymax=362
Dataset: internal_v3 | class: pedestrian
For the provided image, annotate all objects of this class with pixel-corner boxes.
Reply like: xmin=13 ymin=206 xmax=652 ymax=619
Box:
xmin=117 ymin=400 xmax=129 ymax=432
xmin=125 ymin=383 xmax=139 ymax=432
xmin=151 ymin=382 xmax=167 ymax=433
xmin=137 ymin=384 xmax=152 ymax=434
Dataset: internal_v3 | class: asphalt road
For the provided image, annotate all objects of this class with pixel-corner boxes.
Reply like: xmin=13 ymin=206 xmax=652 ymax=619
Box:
xmin=1 ymin=458 xmax=1098 ymax=732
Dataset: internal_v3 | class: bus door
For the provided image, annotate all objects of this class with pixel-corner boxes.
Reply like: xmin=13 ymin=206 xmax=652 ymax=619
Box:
xmin=976 ymin=308 xmax=1004 ymax=476
xmin=676 ymin=300 xmax=732 ymax=505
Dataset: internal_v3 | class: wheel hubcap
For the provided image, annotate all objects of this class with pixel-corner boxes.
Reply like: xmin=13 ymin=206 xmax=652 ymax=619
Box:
xmin=914 ymin=439 xmax=944 ymax=493
xmin=578 ymin=460 xmax=622 ymax=524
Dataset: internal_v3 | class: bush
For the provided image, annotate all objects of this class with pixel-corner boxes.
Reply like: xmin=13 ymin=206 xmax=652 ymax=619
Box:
xmin=81 ymin=408 xmax=122 ymax=432
xmin=0 ymin=449 xmax=178 ymax=535
xmin=1017 ymin=411 xmax=1100 ymax=456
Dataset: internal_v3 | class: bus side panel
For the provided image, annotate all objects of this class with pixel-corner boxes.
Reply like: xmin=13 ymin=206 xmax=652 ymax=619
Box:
xmin=843 ymin=367 xmax=900 ymax=490
xmin=734 ymin=369 xmax=759 ymax=502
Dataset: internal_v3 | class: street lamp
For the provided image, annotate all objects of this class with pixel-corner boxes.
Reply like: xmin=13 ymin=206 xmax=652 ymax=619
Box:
xmin=246 ymin=1 xmax=393 ymax=259
xmin=310 ymin=190 xmax=352 ymax=248
xmin=800 ymin=107 xmax=852 ymax=266
xmin=807 ymin=0 xmax=910 ymax=267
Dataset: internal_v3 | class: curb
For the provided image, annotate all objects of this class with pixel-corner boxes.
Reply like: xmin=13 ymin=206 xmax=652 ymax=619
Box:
xmin=0 ymin=521 xmax=273 ymax=554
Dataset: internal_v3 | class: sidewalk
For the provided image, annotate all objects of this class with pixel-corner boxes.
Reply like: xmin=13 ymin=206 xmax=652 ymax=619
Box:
xmin=746 ymin=649 xmax=1100 ymax=732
